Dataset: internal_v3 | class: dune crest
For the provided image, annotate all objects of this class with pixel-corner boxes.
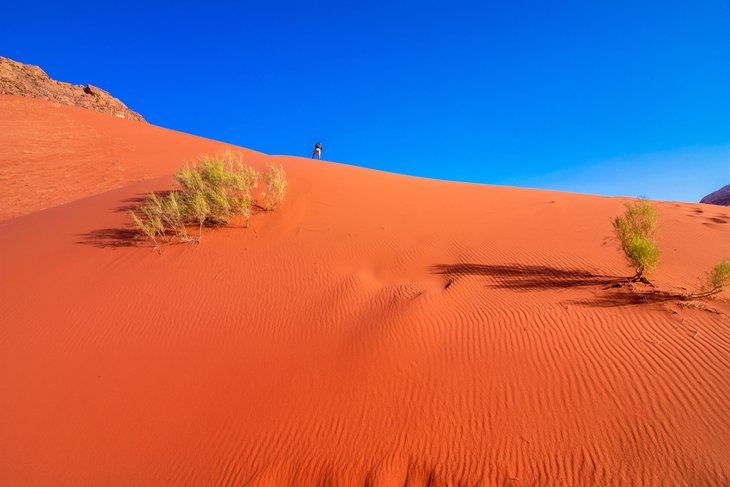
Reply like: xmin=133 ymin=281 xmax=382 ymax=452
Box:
xmin=1 ymin=97 xmax=729 ymax=486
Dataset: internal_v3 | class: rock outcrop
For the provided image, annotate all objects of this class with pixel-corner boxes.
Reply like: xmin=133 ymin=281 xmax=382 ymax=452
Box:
xmin=0 ymin=56 xmax=145 ymax=122
xmin=700 ymin=184 xmax=730 ymax=206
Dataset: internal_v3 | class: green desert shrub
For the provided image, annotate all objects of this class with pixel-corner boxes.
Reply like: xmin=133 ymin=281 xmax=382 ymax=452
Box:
xmin=204 ymin=185 xmax=233 ymax=225
xmin=173 ymin=165 xmax=200 ymax=195
xmin=708 ymin=259 xmax=730 ymax=292
xmin=159 ymin=192 xmax=190 ymax=239
xmin=695 ymin=258 xmax=730 ymax=298
xmin=238 ymin=165 xmax=258 ymax=227
xmin=239 ymin=164 xmax=259 ymax=193
xmin=624 ymin=234 xmax=660 ymax=276
xmin=130 ymin=153 xmax=284 ymax=250
xmin=190 ymin=191 xmax=210 ymax=238
xmin=262 ymin=163 xmax=288 ymax=210
xmin=139 ymin=198 xmax=166 ymax=241
xmin=174 ymin=152 xmax=263 ymax=225
xmin=232 ymin=193 xmax=254 ymax=227
xmin=612 ymin=199 xmax=660 ymax=281
xmin=129 ymin=209 xmax=162 ymax=250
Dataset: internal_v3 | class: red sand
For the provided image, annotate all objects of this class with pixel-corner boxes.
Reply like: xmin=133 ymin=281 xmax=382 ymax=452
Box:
xmin=1 ymin=96 xmax=729 ymax=486
xmin=0 ymin=96 xmax=259 ymax=222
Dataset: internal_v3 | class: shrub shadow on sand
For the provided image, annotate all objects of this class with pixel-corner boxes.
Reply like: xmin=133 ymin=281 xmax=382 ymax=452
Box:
xmin=431 ymin=263 xmax=717 ymax=309
xmin=77 ymin=191 xmax=174 ymax=249
xmin=570 ymin=288 xmax=722 ymax=309
xmin=112 ymin=191 xmax=172 ymax=213
xmin=431 ymin=263 xmax=621 ymax=291
xmin=76 ymin=227 xmax=142 ymax=248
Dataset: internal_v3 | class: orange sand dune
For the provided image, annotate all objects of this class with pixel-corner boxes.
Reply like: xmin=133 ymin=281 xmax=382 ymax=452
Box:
xmin=0 ymin=95 xmax=260 ymax=221
xmin=1 ymin=96 xmax=729 ymax=486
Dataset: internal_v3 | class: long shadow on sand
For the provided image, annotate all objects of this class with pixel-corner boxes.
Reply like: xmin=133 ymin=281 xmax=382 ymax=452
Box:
xmin=77 ymin=191 xmax=175 ymax=248
xmin=570 ymin=288 xmax=725 ymax=309
xmin=112 ymin=190 xmax=173 ymax=214
xmin=76 ymin=227 xmax=142 ymax=249
xmin=431 ymin=263 xmax=622 ymax=291
xmin=431 ymin=263 xmax=710 ymax=309
xmin=570 ymin=289 xmax=682 ymax=308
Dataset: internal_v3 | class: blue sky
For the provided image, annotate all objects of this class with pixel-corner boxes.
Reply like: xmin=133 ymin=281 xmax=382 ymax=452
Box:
xmin=3 ymin=1 xmax=729 ymax=202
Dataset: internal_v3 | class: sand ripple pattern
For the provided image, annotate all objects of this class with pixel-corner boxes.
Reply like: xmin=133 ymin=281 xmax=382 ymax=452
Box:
xmin=1 ymin=98 xmax=729 ymax=486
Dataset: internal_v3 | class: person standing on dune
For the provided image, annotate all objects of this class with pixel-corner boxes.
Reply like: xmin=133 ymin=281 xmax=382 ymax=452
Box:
xmin=312 ymin=142 xmax=322 ymax=160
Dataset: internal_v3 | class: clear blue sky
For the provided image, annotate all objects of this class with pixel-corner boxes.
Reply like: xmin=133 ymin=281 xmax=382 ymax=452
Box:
xmin=3 ymin=1 xmax=730 ymax=202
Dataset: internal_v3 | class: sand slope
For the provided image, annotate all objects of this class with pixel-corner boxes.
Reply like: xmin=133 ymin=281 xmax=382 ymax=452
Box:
xmin=0 ymin=95 xmax=259 ymax=221
xmin=1 ymin=97 xmax=729 ymax=486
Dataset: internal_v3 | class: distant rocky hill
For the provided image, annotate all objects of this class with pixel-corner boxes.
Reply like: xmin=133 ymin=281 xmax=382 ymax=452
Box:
xmin=700 ymin=184 xmax=730 ymax=206
xmin=0 ymin=56 xmax=145 ymax=122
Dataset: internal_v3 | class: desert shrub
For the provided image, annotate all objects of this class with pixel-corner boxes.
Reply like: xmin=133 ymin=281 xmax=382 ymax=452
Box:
xmin=708 ymin=259 xmax=730 ymax=292
xmin=612 ymin=199 xmax=660 ymax=281
xmin=262 ymin=163 xmax=288 ymax=210
xmin=160 ymin=192 xmax=190 ymax=239
xmin=139 ymin=198 xmax=166 ymax=242
xmin=174 ymin=153 xmax=262 ymax=225
xmin=693 ymin=258 xmax=730 ymax=298
xmin=236 ymin=165 xmax=258 ymax=226
xmin=190 ymin=191 xmax=209 ymax=238
xmin=130 ymin=153 xmax=285 ymax=250
xmin=129 ymin=209 xmax=161 ymax=249
xmin=173 ymin=165 xmax=203 ymax=196
xmin=624 ymin=234 xmax=660 ymax=276
xmin=204 ymin=184 xmax=234 ymax=225
xmin=239 ymin=164 xmax=259 ymax=193
xmin=231 ymin=193 xmax=254 ymax=227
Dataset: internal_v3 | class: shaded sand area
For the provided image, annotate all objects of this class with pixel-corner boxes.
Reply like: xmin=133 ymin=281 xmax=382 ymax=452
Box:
xmin=1 ymin=96 xmax=729 ymax=486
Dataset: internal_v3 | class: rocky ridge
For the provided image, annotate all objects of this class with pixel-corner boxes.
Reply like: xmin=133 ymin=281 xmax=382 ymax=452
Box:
xmin=0 ymin=56 xmax=145 ymax=122
xmin=700 ymin=184 xmax=730 ymax=206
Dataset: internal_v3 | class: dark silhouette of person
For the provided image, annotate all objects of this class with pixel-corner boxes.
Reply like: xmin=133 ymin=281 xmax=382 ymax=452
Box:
xmin=312 ymin=142 xmax=322 ymax=160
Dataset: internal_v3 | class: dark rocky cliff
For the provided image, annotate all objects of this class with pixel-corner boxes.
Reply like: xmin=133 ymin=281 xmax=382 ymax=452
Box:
xmin=700 ymin=185 xmax=730 ymax=206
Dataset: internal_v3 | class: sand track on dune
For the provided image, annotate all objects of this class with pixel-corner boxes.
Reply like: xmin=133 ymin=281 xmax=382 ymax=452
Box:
xmin=1 ymin=96 xmax=729 ymax=486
